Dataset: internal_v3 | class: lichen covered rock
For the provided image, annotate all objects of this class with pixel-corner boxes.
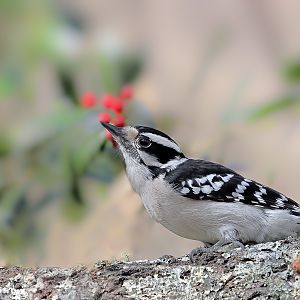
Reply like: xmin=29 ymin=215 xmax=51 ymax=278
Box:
xmin=0 ymin=237 xmax=299 ymax=299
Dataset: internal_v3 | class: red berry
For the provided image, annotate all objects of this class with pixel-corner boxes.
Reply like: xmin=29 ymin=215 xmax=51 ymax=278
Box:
xmin=113 ymin=115 xmax=125 ymax=127
xmin=102 ymin=94 xmax=115 ymax=109
xmin=105 ymin=131 xmax=113 ymax=140
xmin=98 ymin=112 xmax=111 ymax=123
xmin=104 ymin=131 xmax=118 ymax=147
xmin=81 ymin=92 xmax=96 ymax=108
xmin=111 ymin=98 xmax=124 ymax=113
xmin=120 ymin=85 xmax=133 ymax=100
xmin=112 ymin=140 xmax=118 ymax=148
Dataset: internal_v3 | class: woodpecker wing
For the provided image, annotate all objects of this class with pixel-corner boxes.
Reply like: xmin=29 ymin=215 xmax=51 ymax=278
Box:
xmin=165 ymin=159 xmax=300 ymax=216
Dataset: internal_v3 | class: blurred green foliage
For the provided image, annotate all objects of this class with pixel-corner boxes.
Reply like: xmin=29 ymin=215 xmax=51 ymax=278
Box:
xmin=222 ymin=60 xmax=300 ymax=122
xmin=0 ymin=0 xmax=149 ymax=263
xmin=248 ymin=97 xmax=298 ymax=121
xmin=1 ymin=0 xmax=299 ymax=265
xmin=247 ymin=60 xmax=300 ymax=121
xmin=282 ymin=61 xmax=300 ymax=83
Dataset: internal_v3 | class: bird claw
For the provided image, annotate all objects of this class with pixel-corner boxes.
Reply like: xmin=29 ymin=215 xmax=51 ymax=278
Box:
xmin=219 ymin=241 xmax=244 ymax=252
xmin=189 ymin=247 xmax=213 ymax=262
xmin=189 ymin=241 xmax=244 ymax=262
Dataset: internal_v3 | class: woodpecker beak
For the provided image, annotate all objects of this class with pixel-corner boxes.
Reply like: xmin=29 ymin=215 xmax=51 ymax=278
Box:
xmin=101 ymin=123 xmax=140 ymax=155
xmin=101 ymin=122 xmax=123 ymax=138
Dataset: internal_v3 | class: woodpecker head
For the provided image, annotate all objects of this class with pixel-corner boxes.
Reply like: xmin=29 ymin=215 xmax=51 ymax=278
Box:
xmin=101 ymin=123 xmax=185 ymax=170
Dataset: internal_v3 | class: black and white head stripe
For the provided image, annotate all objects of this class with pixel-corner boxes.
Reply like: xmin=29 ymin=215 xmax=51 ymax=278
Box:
xmin=135 ymin=126 xmax=181 ymax=153
xmin=141 ymin=133 xmax=181 ymax=153
xmin=134 ymin=126 xmax=185 ymax=166
xmin=166 ymin=159 xmax=300 ymax=217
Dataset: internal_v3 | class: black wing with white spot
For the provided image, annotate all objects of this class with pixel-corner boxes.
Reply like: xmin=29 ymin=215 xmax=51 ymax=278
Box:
xmin=165 ymin=159 xmax=300 ymax=216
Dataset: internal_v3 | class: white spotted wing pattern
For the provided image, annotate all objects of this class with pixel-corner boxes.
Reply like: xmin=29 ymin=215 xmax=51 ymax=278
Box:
xmin=165 ymin=159 xmax=300 ymax=217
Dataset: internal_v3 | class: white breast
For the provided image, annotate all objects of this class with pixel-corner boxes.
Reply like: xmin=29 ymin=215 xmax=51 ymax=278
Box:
xmin=123 ymin=151 xmax=153 ymax=195
xmin=139 ymin=178 xmax=300 ymax=244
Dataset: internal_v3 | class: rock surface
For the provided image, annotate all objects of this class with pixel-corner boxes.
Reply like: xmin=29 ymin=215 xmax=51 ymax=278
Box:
xmin=0 ymin=237 xmax=299 ymax=300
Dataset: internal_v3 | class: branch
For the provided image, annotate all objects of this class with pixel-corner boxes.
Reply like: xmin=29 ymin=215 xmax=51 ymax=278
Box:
xmin=0 ymin=237 xmax=299 ymax=299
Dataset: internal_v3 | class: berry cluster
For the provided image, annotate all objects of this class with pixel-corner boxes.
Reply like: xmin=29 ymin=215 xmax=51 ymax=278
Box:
xmin=80 ymin=85 xmax=133 ymax=146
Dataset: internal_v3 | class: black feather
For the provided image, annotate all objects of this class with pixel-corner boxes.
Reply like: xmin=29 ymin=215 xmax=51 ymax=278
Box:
xmin=165 ymin=159 xmax=300 ymax=216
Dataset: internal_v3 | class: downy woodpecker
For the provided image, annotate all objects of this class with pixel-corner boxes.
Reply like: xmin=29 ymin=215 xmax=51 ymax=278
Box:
xmin=101 ymin=123 xmax=300 ymax=261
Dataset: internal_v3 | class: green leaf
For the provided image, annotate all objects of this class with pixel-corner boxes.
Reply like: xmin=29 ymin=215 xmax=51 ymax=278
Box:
xmin=13 ymin=107 xmax=87 ymax=150
xmin=0 ymin=134 xmax=11 ymax=157
xmin=86 ymin=150 xmax=122 ymax=183
xmin=99 ymin=54 xmax=120 ymax=94
xmin=118 ymin=54 xmax=143 ymax=85
xmin=0 ymin=186 xmax=27 ymax=229
xmin=99 ymin=52 xmax=143 ymax=92
xmin=62 ymin=196 xmax=86 ymax=222
xmin=72 ymin=131 xmax=102 ymax=175
xmin=247 ymin=97 xmax=298 ymax=121
xmin=0 ymin=72 xmax=19 ymax=98
xmin=282 ymin=61 xmax=300 ymax=82
xmin=57 ymin=69 xmax=78 ymax=105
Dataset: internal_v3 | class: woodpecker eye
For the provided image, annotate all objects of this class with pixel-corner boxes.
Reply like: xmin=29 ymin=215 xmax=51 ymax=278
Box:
xmin=137 ymin=137 xmax=152 ymax=148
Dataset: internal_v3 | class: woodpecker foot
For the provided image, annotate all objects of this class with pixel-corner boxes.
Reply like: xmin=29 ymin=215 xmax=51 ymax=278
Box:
xmin=218 ymin=240 xmax=245 ymax=252
xmin=189 ymin=246 xmax=213 ymax=262
xmin=189 ymin=241 xmax=244 ymax=262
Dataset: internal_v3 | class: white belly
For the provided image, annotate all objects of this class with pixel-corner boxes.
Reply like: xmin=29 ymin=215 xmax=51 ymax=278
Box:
xmin=140 ymin=179 xmax=300 ymax=244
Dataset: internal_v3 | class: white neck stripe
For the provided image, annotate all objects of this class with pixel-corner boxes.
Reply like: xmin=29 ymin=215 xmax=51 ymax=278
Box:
xmin=161 ymin=157 xmax=187 ymax=171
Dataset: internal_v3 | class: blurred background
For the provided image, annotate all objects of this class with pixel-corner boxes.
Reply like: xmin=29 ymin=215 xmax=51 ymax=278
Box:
xmin=1 ymin=0 xmax=300 ymax=267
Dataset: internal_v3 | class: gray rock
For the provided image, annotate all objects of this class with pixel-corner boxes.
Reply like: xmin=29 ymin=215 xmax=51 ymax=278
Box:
xmin=0 ymin=237 xmax=299 ymax=299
